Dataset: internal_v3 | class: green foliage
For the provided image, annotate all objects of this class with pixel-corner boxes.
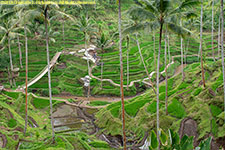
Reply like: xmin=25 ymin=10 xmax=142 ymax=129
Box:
xmin=7 ymin=118 xmax=17 ymax=128
xmin=2 ymin=91 xmax=20 ymax=99
xmin=147 ymin=101 xmax=163 ymax=114
xmin=88 ymin=101 xmax=111 ymax=106
xmin=89 ymin=141 xmax=110 ymax=148
xmin=177 ymin=82 xmax=189 ymax=90
xmin=125 ymin=99 xmax=150 ymax=117
xmin=210 ymin=105 xmax=222 ymax=117
xmin=168 ymin=99 xmax=186 ymax=119
xmin=193 ymin=87 xmax=202 ymax=96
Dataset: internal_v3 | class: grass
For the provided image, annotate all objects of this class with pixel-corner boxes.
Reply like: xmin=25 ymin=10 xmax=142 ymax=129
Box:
xmin=2 ymin=91 xmax=20 ymax=99
xmin=88 ymin=101 xmax=111 ymax=106
xmin=32 ymin=97 xmax=61 ymax=109
xmin=167 ymin=99 xmax=186 ymax=119
xmin=125 ymin=99 xmax=150 ymax=117
xmin=210 ymin=104 xmax=222 ymax=117
xmin=7 ymin=118 xmax=17 ymax=128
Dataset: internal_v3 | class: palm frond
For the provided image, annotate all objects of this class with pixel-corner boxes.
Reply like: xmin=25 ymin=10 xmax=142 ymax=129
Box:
xmin=167 ymin=22 xmax=192 ymax=38
xmin=127 ymin=6 xmax=156 ymax=21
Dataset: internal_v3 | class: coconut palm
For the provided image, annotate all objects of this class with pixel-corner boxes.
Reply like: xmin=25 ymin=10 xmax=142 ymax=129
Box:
xmin=118 ymin=0 xmax=126 ymax=149
xmin=73 ymin=15 xmax=95 ymax=100
xmin=0 ymin=18 xmax=23 ymax=87
xmin=211 ymin=0 xmax=215 ymax=61
xmin=128 ymin=0 xmax=199 ymax=148
xmin=200 ymin=0 xmax=206 ymax=87
xmin=220 ymin=0 xmax=225 ymax=123
xmin=96 ymin=29 xmax=111 ymax=89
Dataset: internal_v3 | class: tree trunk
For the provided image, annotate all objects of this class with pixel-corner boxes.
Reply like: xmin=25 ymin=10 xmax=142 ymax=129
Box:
xmin=212 ymin=0 xmax=215 ymax=61
xmin=167 ymin=35 xmax=171 ymax=64
xmin=24 ymin=24 xmax=28 ymax=134
xmin=220 ymin=0 xmax=225 ymax=123
xmin=180 ymin=21 xmax=184 ymax=81
xmin=154 ymin=33 xmax=156 ymax=71
xmin=200 ymin=0 xmax=206 ymax=87
xmin=62 ymin=19 xmax=65 ymax=51
xmin=8 ymin=36 xmax=16 ymax=87
xmin=44 ymin=8 xmax=55 ymax=142
xmin=8 ymin=36 xmax=13 ymax=71
xmin=127 ymin=36 xmax=130 ymax=90
xmin=17 ymin=36 xmax=23 ymax=68
xmin=7 ymin=67 xmax=12 ymax=88
xmin=101 ymin=48 xmax=103 ymax=89
xmin=157 ymin=19 xmax=164 ymax=150
xmin=165 ymin=33 xmax=168 ymax=115
xmin=218 ymin=14 xmax=221 ymax=57
xmin=85 ymin=32 xmax=91 ymax=100
xmin=185 ymin=40 xmax=189 ymax=64
xmin=136 ymin=33 xmax=156 ymax=94
xmin=118 ymin=1 xmax=126 ymax=149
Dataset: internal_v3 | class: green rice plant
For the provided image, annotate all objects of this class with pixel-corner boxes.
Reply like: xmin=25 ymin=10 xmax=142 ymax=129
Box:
xmin=168 ymin=99 xmax=186 ymax=118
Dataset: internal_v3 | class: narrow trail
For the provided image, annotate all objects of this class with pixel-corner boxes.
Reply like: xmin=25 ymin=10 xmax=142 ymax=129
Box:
xmin=90 ymin=54 xmax=199 ymax=88
xmin=19 ymin=52 xmax=62 ymax=89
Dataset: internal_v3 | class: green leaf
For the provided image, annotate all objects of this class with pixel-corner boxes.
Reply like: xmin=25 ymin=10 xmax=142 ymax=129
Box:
xmin=160 ymin=129 xmax=168 ymax=146
xmin=199 ymin=137 xmax=212 ymax=150
xmin=150 ymin=130 xmax=158 ymax=149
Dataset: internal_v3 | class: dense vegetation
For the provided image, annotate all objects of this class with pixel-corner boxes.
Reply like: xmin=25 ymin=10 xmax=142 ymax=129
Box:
xmin=0 ymin=0 xmax=225 ymax=149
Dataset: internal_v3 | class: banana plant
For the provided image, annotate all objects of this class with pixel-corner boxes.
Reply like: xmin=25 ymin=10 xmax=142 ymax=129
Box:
xmin=149 ymin=129 xmax=212 ymax=150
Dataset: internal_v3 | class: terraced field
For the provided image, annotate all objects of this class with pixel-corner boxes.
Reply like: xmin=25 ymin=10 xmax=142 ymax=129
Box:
xmin=0 ymin=19 xmax=221 ymax=97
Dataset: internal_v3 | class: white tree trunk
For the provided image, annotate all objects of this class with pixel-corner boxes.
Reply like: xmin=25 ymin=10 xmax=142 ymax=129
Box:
xmin=45 ymin=9 xmax=55 ymax=141
xmin=212 ymin=0 xmax=215 ymax=61
xmin=8 ymin=37 xmax=13 ymax=71
xmin=85 ymin=32 xmax=91 ymax=100
xmin=220 ymin=0 xmax=225 ymax=123
xmin=200 ymin=0 xmax=206 ymax=87
xmin=180 ymin=21 xmax=184 ymax=81
xmin=127 ymin=36 xmax=129 ymax=90
xmin=218 ymin=14 xmax=221 ymax=57
xmin=165 ymin=33 xmax=168 ymax=115
xmin=17 ymin=36 xmax=23 ymax=68
xmin=167 ymin=34 xmax=171 ymax=64
xmin=24 ymin=24 xmax=28 ymax=134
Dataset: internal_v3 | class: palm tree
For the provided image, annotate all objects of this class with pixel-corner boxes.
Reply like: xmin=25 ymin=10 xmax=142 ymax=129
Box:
xmin=96 ymin=29 xmax=111 ymax=89
xmin=74 ymin=15 xmax=95 ymax=100
xmin=128 ymin=1 xmax=199 ymax=148
xmin=122 ymin=20 xmax=157 ymax=94
xmin=0 ymin=18 xmax=22 ymax=87
xmin=118 ymin=0 xmax=126 ymax=149
xmin=220 ymin=0 xmax=225 ymax=123
xmin=200 ymin=0 xmax=206 ymax=87
xmin=211 ymin=0 xmax=215 ymax=61
xmin=44 ymin=5 xmax=55 ymax=142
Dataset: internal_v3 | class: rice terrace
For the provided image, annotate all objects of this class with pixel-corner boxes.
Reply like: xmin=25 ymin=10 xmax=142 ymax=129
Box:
xmin=0 ymin=0 xmax=225 ymax=149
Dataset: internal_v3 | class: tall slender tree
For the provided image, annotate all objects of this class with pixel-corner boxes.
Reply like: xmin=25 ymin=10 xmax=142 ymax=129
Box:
xmin=24 ymin=23 xmax=28 ymax=134
xmin=220 ymin=0 xmax=225 ymax=123
xmin=212 ymin=0 xmax=215 ymax=61
xmin=118 ymin=0 xmax=126 ymax=149
xmin=17 ymin=35 xmax=23 ymax=68
xmin=44 ymin=6 xmax=55 ymax=142
xmin=200 ymin=0 xmax=206 ymax=87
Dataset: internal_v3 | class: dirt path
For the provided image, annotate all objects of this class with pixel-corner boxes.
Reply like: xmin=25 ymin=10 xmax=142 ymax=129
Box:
xmin=19 ymin=52 xmax=62 ymax=89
